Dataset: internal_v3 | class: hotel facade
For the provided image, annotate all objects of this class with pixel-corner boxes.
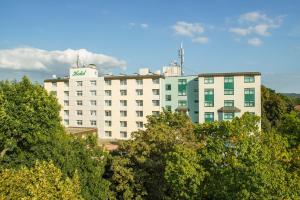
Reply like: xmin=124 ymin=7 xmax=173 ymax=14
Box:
xmin=44 ymin=64 xmax=261 ymax=140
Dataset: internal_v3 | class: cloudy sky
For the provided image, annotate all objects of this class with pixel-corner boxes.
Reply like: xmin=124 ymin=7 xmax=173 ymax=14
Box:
xmin=0 ymin=0 xmax=300 ymax=92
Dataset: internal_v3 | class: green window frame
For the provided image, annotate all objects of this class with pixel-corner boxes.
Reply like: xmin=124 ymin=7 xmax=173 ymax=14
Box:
xmin=205 ymin=112 xmax=214 ymax=122
xmin=165 ymin=105 xmax=172 ymax=111
xmin=224 ymin=112 xmax=234 ymax=120
xmin=178 ymin=100 xmax=187 ymax=107
xmin=165 ymin=84 xmax=171 ymax=91
xmin=178 ymin=79 xmax=187 ymax=96
xmin=204 ymin=77 xmax=214 ymax=84
xmin=244 ymin=88 xmax=255 ymax=107
xmin=224 ymin=100 xmax=234 ymax=107
xmin=204 ymin=89 xmax=214 ymax=107
xmin=244 ymin=76 xmax=255 ymax=83
xmin=165 ymin=95 xmax=171 ymax=101
xmin=224 ymin=76 xmax=234 ymax=95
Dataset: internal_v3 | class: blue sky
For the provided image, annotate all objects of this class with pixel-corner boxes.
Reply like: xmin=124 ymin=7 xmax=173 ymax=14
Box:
xmin=0 ymin=0 xmax=300 ymax=92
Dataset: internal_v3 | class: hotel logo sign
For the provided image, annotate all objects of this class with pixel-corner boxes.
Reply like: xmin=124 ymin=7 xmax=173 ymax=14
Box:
xmin=72 ymin=70 xmax=86 ymax=76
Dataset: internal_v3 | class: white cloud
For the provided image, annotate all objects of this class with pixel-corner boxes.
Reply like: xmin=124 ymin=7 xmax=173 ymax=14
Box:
xmin=192 ymin=36 xmax=209 ymax=44
xmin=229 ymin=27 xmax=251 ymax=36
xmin=140 ymin=23 xmax=148 ymax=28
xmin=173 ymin=21 xmax=204 ymax=37
xmin=240 ymin=11 xmax=268 ymax=22
xmin=0 ymin=47 xmax=126 ymax=72
xmin=247 ymin=38 xmax=263 ymax=46
xmin=129 ymin=22 xmax=149 ymax=29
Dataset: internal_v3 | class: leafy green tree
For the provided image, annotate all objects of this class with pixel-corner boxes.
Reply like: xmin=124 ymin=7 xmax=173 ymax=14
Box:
xmin=278 ymin=111 xmax=300 ymax=148
xmin=0 ymin=161 xmax=82 ymax=199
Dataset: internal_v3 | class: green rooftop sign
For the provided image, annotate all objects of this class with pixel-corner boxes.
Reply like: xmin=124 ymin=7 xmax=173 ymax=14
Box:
xmin=72 ymin=70 xmax=86 ymax=76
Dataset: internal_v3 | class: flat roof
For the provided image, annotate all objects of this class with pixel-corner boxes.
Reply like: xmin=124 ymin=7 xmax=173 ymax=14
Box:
xmin=104 ymin=74 xmax=164 ymax=80
xmin=198 ymin=72 xmax=261 ymax=77
xmin=44 ymin=78 xmax=69 ymax=82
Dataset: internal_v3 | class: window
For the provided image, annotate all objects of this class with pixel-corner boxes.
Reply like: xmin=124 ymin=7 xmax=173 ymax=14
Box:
xmin=120 ymin=100 xmax=127 ymax=107
xmin=64 ymin=91 xmax=69 ymax=96
xmin=224 ymin=76 xmax=234 ymax=95
xmin=120 ymin=90 xmax=127 ymax=96
xmin=105 ymin=110 xmax=112 ymax=116
xmin=136 ymin=89 xmax=143 ymax=95
xmin=77 ymin=120 xmax=83 ymax=125
xmin=152 ymin=78 xmax=160 ymax=84
xmin=77 ymin=100 xmax=83 ymax=106
xmin=90 ymin=90 xmax=97 ymax=96
xmin=90 ymin=80 xmax=97 ymax=86
xmin=105 ymin=120 xmax=112 ymax=127
xmin=76 ymin=81 xmax=83 ymax=86
xmin=90 ymin=120 xmax=97 ymax=126
xmin=105 ymin=131 xmax=112 ymax=137
xmin=194 ymin=100 xmax=199 ymax=103
xmin=166 ymin=105 xmax=172 ymax=111
xmin=120 ymin=121 xmax=127 ymax=127
xmin=64 ymin=119 xmax=69 ymax=125
xmin=64 ymin=100 xmax=69 ymax=106
xmin=136 ymin=100 xmax=143 ymax=107
xmin=120 ymin=110 xmax=127 ymax=117
xmin=77 ymin=91 xmax=83 ymax=96
xmin=152 ymin=111 xmax=159 ymax=115
xmin=64 ymin=110 xmax=69 ymax=116
xmin=136 ymin=79 xmax=143 ymax=85
xmin=165 ymin=84 xmax=171 ymax=91
xmin=152 ymin=89 xmax=159 ymax=95
xmin=165 ymin=95 xmax=171 ymax=101
xmin=178 ymin=100 xmax=187 ymax=107
xmin=244 ymin=76 xmax=255 ymax=83
xmin=105 ymin=100 xmax=112 ymax=106
xmin=64 ymin=82 xmax=69 ymax=87
xmin=77 ymin=110 xmax=83 ymax=115
xmin=224 ymin=100 xmax=234 ymax=107
xmin=50 ymin=91 xmax=57 ymax=96
xmin=136 ymin=111 xmax=143 ymax=117
xmin=204 ymin=77 xmax=214 ymax=84
xmin=152 ymin=100 xmax=160 ymax=106
xmin=120 ymin=131 xmax=127 ymax=138
xmin=120 ymin=79 xmax=127 ymax=85
xmin=244 ymin=88 xmax=255 ymax=107
xmin=105 ymin=90 xmax=111 ymax=96
xmin=52 ymin=82 xmax=57 ymax=87
xmin=194 ymin=111 xmax=199 ymax=114
xmin=224 ymin=112 xmax=234 ymax=120
xmin=105 ymin=80 xmax=111 ymax=85
xmin=204 ymin=89 xmax=214 ymax=107
xmin=205 ymin=112 xmax=214 ymax=122
xmin=90 ymin=110 xmax=97 ymax=116
xmin=90 ymin=100 xmax=97 ymax=106
xmin=136 ymin=121 xmax=143 ymax=128
xmin=178 ymin=79 xmax=187 ymax=96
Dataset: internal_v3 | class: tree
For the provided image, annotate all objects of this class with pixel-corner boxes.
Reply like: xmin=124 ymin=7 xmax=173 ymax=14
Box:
xmin=0 ymin=161 xmax=82 ymax=199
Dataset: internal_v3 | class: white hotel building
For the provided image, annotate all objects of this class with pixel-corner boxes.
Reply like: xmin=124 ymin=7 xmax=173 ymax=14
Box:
xmin=44 ymin=64 xmax=261 ymax=140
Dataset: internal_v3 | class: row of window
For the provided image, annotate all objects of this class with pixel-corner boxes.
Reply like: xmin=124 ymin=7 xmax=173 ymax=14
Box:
xmin=104 ymin=131 xmax=128 ymax=138
xmin=204 ymin=75 xmax=255 ymax=84
xmin=105 ymin=78 xmax=160 ymax=86
xmin=204 ymin=112 xmax=255 ymax=122
xmin=63 ymin=100 xmax=97 ymax=106
xmin=105 ymin=110 xmax=159 ymax=117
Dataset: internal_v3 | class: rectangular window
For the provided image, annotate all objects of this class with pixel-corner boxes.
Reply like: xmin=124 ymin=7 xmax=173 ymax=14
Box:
xmin=64 ymin=119 xmax=69 ymax=125
xmin=77 ymin=110 xmax=83 ymax=115
xmin=152 ymin=89 xmax=160 ymax=95
xmin=105 ymin=131 xmax=112 ymax=137
xmin=90 ymin=80 xmax=97 ymax=86
xmin=136 ymin=79 xmax=143 ymax=85
xmin=204 ymin=112 xmax=214 ymax=122
xmin=165 ymin=84 xmax=171 ymax=91
xmin=90 ymin=120 xmax=97 ymax=126
xmin=105 ymin=110 xmax=112 ymax=116
xmin=136 ymin=89 xmax=143 ymax=96
xmin=136 ymin=111 xmax=143 ymax=117
xmin=152 ymin=100 xmax=160 ymax=106
xmin=90 ymin=90 xmax=97 ymax=96
xmin=76 ymin=81 xmax=83 ymax=86
xmin=244 ymin=76 xmax=255 ymax=83
xmin=64 ymin=91 xmax=69 ymax=96
xmin=90 ymin=110 xmax=97 ymax=116
xmin=120 ymin=79 xmax=127 ymax=85
xmin=224 ymin=112 xmax=234 ymax=120
xmin=204 ymin=89 xmax=214 ymax=107
xmin=105 ymin=90 xmax=111 ymax=96
xmin=178 ymin=100 xmax=187 ymax=107
xmin=105 ymin=80 xmax=111 ymax=85
xmin=120 ymin=110 xmax=127 ymax=117
xmin=64 ymin=82 xmax=69 ymax=87
xmin=244 ymin=88 xmax=255 ymax=107
xmin=136 ymin=100 xmax=143 ymax=107
xmin=64 ymin=100 xmax=69 ymax=106
xmin=224 ymin=76 xmax=234 ymax=95
xmin=136 ymin=121 xmax=143 ymax=128
xmin=50 ymin=91 xmax=57 ymax=96
xmin=178 ymin=79 xmax=187 ymax=96
xmin=120 ymin=90 xmax=127 ymax=96
xmin=120 ymin=121 xmax=127 ymax=127
xmin=76 ymin=91 xmax=83 ymax=96
xmin=105 ymin=100 xmax=112 ymax=106
xmin=105 ymin=120 xmax=112 ymax=127
xmin=90 ymin=100 xmax=97 ymax=106
xmin=77 ymin=100 xmax=83 ymax=106
xmin=166 ymin=105 xmax=172 ymax=111
xmin=224 ymin=100 xmax=234 ymax=107
xmin=204 ymin=77 xmax=214 ymax=84
xmin=152 ymin=111 xmax=159 ymax=115
xmin=64 ymin=110 xmax=69 ymax=116
xmin=120 ymin=100 xmax=127 ymax=107
xmin=152 ymin=78 xmax=160 ymax=84
xmin=120 ymin=131 xmax=127 ymax=138
xmin=52 ymin=82 xmax=57 ymax=87
xmin=77 ymin=120 xmax=83 ymax=126
xmin=165 ymin=95 xmax=171 ymax=101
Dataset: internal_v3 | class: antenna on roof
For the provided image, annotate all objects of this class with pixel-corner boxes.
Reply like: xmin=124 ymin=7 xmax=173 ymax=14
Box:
xmin=178 ymin=42 xmax=184 ymax=75
xmin=76 ymin=54 xmax=80 ymax=68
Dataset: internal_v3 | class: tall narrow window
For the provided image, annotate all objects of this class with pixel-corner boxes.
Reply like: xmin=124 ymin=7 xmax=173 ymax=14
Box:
xmin=224 ymin=76 xmax=234 ymax=95
xmin=178 ymin=79 xmax=187 ymax=96
xmin=244 ymin=88 xmax=255 ymax=107
xmin=204 ymin=89 xmax=214 ymax=107
xmin=204 ymin=112 xmax=214 ymax=122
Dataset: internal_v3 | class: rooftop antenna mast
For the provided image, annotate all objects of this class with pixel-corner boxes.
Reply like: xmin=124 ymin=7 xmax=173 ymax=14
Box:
xmin=178 ymin=42 xmax=184 ymax=75
xmin=76 ymin=54 xmax=80 ymax=68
